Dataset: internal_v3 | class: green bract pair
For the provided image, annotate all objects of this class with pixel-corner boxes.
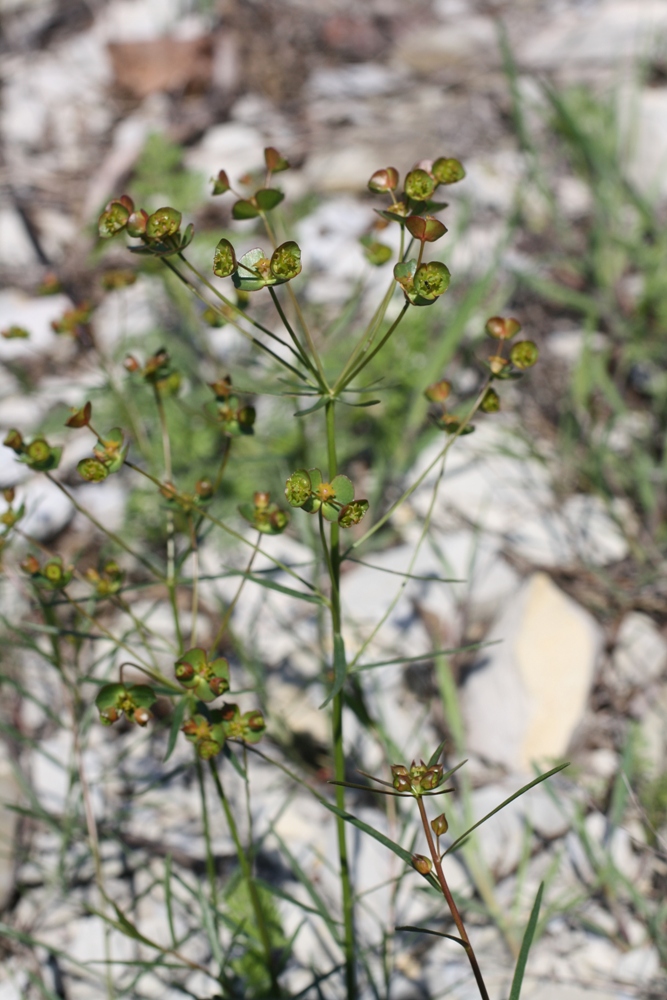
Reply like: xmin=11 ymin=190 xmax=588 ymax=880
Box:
xmin=77 ymin=427 xmax=128 ymax=483
xmin=4 ymin=430 xmax=62 ymax=472
xmin=95 ymin=682 xmax=156 ymax=726
xmin=213 ymin=239 xmax=302 ymax=292
xmin=239 ymin=491 xmax=290 ymax=535
xmin=174 ymin=647 xmax=230 ymax=702
xmin=182 ymin=703 xmax=267 ymax=760
xmin=285 ymin=469 xmax=369 ymax=528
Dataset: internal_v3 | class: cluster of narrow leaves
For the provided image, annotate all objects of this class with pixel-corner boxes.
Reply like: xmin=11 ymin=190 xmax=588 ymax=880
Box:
xmin=285 ymin=468 xmax=369 ymax=528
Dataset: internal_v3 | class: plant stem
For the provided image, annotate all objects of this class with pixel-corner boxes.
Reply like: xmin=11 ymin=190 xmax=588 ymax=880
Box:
xmin=340 ymin=302 xmax=410 ymax=394
xmin=153 ymin=387 xmax=183 ymax=652
xmin=45 ymin=474 xmax=163 ymax=580
xmin=416 ymin=796 xmax=490 ymax=1000
xmin=325 ymin=400 xmax=357 ymax=1000
xmin=209 ymin=759 xmax=281 ymax=995
xmin=268 ymin=286 xmax=317 ymax=376
xmin=209 ymin=532 xmax=261 ymax=654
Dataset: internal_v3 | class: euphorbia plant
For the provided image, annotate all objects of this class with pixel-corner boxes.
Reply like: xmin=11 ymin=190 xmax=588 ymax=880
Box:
xmin=3 ymin=146 xmax=546 ymax=999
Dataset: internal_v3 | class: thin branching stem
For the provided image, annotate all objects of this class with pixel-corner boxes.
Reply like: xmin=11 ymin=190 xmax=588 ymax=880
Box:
xmin=416 ymin=795 xmax=490 ymax=1000
xmin=209 ymin=759 xmax=282 ymax=995
xmin=154 ymin=386 xmax=183 ymax=652
xmin=324 ymin=399 xmax=357 ymax=1000
xmin=209 ymin=531 xmax=261 ymax=654
xmin=45 ymin=474 xmax=163 ymax=579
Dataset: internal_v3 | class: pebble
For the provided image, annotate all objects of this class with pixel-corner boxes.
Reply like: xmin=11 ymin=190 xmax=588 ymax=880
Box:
xmin=184 ymin=122 xmax=266 ymax=193
xmin=463 ymin=572 xmax=602 ymax=772
xmin=610 ymin=611 xmax=667 ymax=693
xmin=0 ymin=290 xmax=75 ymax=363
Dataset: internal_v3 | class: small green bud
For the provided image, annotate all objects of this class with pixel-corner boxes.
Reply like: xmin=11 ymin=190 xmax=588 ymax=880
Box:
xmin=212 ymin=169 xmax=230 ymax=195
xmin=368 ymin=167 xmax=399 ymax=193
xmin=413 ymin=261 xmax=451 ymax=301
xmin=126 ymin=209 xmax=148 ymax=238
xmin=510 ymin=340 xmax=539 ymax=370
xmin=270 ymin=241 xmax=302 ymax=281
xmin=431 ymin=813 xmax=449 ymax=837
xmin=404 ymin=169 xmax=435 ymax=202
xmin=424 ymin=379 xmax=451 ymax=402
xmin=391 ymin=764 xmax=412 ymax=793
xmin=412 ymin=854 xmax=433 ymax=875
xmin=4 ymin=429 xmax=23 ymax=453
xmin=146 ymin=207 xmax=182 ymax=241
xmin=405 ymin=215 xmax=447 ymax=243
xmin=432 ymin=157 xmax=465 ymax=185
xmin=338 ymin=499 xmax=369 ymax=528
xmin=98 ymin=200 xmax=130 ymax=239
xmin=285 ymin=469 xmax=312 ymax=508
xmin=264 ymin=146 xmax=290 ymax=172
xmin=213 ymin=238 xmax=237 ymax=278
xmin=485 ymin=316 xmax=521 ymax=340
xmin=480 ymin=387 xmax=500 ymax=413
xmin=65 ymin=401 xmax=92 ymax=428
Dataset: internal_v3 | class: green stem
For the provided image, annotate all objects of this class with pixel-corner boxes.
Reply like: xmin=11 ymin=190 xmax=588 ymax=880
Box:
xmin=344 ymin=379 xmax=492 ymax=556
xmin=209 ymin=532 xmax=261 ymax=655
xmin=340 ymin=301 xmax=410 ymax=391
xmin=268 ymin=286 xmax=317 ymax=376
xmin=325 ymin=400 xmax=357 ymax=1000
xmin=259 ymin=210 xmax=330 ymax=389
xmin=154 ymin=387 xmax=183 ymax=652
xmin=209 ymin=759 xmax=281 ymax=995
xmin=416 ymin=795 xmax=490 ymax=1000
xmin=196 ymin=758 xmax=219 ymax=919
xmin=45 ymin=474 xmax=163 ymax=580
xmin=163 ymin=256 xmax=312 ymax=383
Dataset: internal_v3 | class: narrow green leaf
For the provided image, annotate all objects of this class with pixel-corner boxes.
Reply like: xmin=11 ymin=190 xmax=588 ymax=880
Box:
xmin=294 ymin=396 xmax=328 ymax=417
xmin=396 ymin=925 xmax=466 ymax=947
xmin=226 ymin=570 xmax=324 ymax=604
xmin=319 ymin=632 xmax=347 ymax=708
xmin=164 ymin=854 xmax=177 ymax=948
xmin=428 ymin=740 xmax=447 ymax=768
xmin=164 ymin=697 xmax=189 ymax=762
xmin=444 ymin=763 xmax=570 ymax=856
xmin=509 ymin=881 xmax=544 ymax=1000
xmin=353 ymin=641 xmax=495 ymax=672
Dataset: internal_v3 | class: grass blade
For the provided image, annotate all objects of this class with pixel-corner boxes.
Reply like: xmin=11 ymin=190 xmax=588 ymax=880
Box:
xmin=509 ymin=881 xmax=544 ymax=1000
xmin=444 ymin=762 xmax=569 ymax=856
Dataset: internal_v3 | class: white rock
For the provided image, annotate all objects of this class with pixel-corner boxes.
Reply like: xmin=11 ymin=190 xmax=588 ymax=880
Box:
xmin=94 ymin=0 xmax=196 ymax=43
xmin=308 ymin=63 xmax=402 ymax=100
xmin=458 ymin=777 xmax=573 ymax=879
xmin=455 ymin=151 xmax=526 ymax=212
xmin=621 ymin=86 xmax=667 ymax=201
xmin=304 ymin=146 xmax=386 ymax=195
xmin=639 ymin=684 xmax=667 ymax=778
xmin=508 ymin=494 xmax=629 ymax=568
xmin=394 ymin=16 xmax=500 ymax=74
xmin=0 ymin=290 xmax=74 ymax=362
xmin=410 ymin=420 xmax=554 ymax=536
xmin=184 ymin=122 xmax=266 ymax=191
xmin=92 ymin=275 xmax=163 ymax=353
xmin=611 ymin=612 xmax=667 ymax=692
xmin=17 ymin=476 xmax=74 ymax=540
xmin=463 ymin=572 xmax=602 ymax=771
xmin=546 ymin=329 xmax=608 ymax=365
xmin=519 ymin=2 xmax=667 ymax=73
xmin=0 ymin=207 xmax=39 ymax=268
xmin=71 ymin=478 xmax=127 ymax=534
xmin=0 ymin=443 xmax=32 ymax=488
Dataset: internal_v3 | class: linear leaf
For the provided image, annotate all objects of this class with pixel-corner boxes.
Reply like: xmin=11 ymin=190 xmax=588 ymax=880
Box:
xmin=226 ymin=570 xmax=324 ymax=604
xmin=444 ymin=763 xmax=570 ymax=856
xmin=164 ymin=696 xmax=189 ymax=762
xmin=353 ymin=641 xmax=495 ymax=673
xmin=509 ymin=881 xmax=544 ymax=1000
xmin=396 ymin=925 xmax=466 ymax=948
xmin=319 ymin=632 xmax=347 ymax=708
